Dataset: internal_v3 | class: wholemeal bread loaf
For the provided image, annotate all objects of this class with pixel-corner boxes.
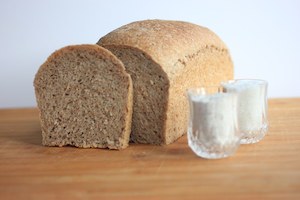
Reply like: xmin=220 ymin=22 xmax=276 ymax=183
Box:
xmin=97 ymin=20 xmax=233 ymax=145
xmin=34 ymin=44 xmax=133 ymax=149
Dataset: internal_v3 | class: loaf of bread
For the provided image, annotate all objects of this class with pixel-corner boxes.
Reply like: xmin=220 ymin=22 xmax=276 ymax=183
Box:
xmin=97 ymin=20 xmax=233 ymax=145
xmin=34 ymin=45 xmax=133 ymax=149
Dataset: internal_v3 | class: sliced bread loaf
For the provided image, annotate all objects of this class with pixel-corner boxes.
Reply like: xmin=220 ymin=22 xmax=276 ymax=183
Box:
xmin=34 ymin=44 xmax=133 ymax=149
xmin=97 ymin=20 xmax=234 ymax=145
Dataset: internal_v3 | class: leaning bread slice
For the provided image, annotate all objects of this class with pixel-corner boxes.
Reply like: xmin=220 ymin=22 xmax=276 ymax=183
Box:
xmin=34 ymin=44 xmax=133 ymax=149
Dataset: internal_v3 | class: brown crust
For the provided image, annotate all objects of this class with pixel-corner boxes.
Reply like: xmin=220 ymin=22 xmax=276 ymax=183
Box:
xmin=98 ymin=19 xmax=230 ymax=80
xmin=35 ymin=44 xmax=128 ymax=80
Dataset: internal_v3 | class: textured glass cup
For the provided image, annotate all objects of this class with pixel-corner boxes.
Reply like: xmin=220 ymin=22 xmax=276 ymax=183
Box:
xmin=221 ymin=79 xmax=268 ymax=144
xmin=187 ymin=87 xmax=240 ymax=159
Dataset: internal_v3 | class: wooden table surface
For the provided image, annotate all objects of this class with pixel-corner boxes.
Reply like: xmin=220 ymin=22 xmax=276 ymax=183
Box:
xmin=0 ymin=98 xmax=300 ymax=200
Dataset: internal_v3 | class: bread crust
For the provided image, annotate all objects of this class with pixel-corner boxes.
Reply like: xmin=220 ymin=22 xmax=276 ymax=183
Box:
xmin=98 ymin=19 xmax=230 ymax=80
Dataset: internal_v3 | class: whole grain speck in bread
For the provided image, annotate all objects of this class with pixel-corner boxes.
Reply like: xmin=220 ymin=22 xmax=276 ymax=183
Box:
xmin=34 ymin=44 xmax=133 ymax=149
xmin=97 ymin=20 xmax=234 ymax=145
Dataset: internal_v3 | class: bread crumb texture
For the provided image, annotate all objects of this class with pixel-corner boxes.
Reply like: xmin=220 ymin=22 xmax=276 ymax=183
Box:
xmin=34 ymin=44 xmax=133 ymax=150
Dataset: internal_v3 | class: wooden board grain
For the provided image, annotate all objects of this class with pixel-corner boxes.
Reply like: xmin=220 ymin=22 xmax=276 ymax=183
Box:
xmin=0 ymin=98 xmax=300 ymax=200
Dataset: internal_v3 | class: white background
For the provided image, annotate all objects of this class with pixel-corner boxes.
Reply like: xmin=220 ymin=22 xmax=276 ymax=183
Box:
xmin=0 ymin=0 xmax=300 ymax=108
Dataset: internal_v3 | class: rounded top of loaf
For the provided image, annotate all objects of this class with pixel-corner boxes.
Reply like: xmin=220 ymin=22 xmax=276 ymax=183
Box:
xmin=41 ymin=44 xmax=126 ymax=70
xmin=98 ymin=19 xmax=230 ymax=77
xmin=35 ymin=44 xmax=128 ymax=82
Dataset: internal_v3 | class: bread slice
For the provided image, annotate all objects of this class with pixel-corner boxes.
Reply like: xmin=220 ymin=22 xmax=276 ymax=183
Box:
xmin=34 ymin=44 xmax=133 ymax=149
xmin=97 ymin=20 xmax=234 ymax=145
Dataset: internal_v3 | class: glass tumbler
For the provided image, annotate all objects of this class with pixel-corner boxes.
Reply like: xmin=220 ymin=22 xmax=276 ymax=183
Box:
xmin=187 ymin=87 xmax=240 ymax=159
xmin=221 ymin=79 xmax=268 ymax=144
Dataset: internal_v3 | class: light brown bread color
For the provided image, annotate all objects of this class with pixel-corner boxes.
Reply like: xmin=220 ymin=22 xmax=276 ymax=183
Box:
xmin=97 ymin=20 xmax=234 ymax=145
xmin=34 ymin=44 xmax=133 ymax=149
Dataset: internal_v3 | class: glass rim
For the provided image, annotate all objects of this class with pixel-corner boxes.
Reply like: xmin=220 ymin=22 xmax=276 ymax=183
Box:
xmin=221 ymin=79 xmax=268 ymax=85
xmin=187 ymin=86 xmax=224 ymax=96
